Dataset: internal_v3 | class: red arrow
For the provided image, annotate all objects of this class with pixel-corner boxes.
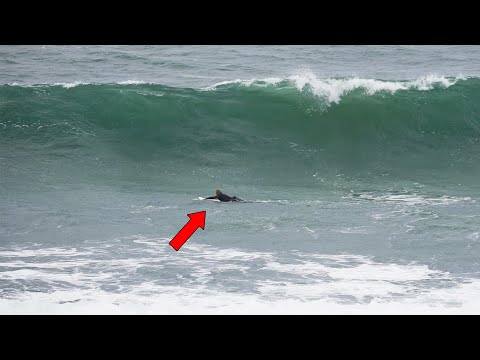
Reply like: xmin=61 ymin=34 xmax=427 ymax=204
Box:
xmin=169 ymin=211 xmax=206 ymax=251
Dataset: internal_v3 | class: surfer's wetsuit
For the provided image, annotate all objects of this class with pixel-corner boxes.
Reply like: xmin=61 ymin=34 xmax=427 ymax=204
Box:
xmin=206 ymin=193 xmax=242 ymax=202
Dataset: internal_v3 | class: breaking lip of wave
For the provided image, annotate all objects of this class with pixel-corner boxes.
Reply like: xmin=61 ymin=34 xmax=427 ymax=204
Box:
xmin=201 ymin=71 xmax=468 ymax=103
xmin=4 ymin=71 xmax=469 ymax=102
xmin=4 ymin=80 xmax=154 ymax=88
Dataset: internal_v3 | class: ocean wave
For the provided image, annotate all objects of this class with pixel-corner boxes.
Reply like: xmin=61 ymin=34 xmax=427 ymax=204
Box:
xmin=203 ymin=71 xmax=468 ymax=103
xmin=4 ymin=72 xmax=472 ymax=102
xmin=2 ymin=74 xmax=480 ymax=185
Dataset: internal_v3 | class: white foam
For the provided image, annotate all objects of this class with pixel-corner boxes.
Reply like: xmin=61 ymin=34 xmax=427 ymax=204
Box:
xmin=132 ymin=90 xmax=164 ymax=97
xmin=117 ymin=80 xmax=149 ymax=85
xmin=1 ymin=243 xmax=479 ymax=314
xmin=347 ymin=193 xmax=473 ymax=206
xmin=411 ymin=74 xmax=458 ymax=90
xmin=5 ymin=81 xmax=150 ymax=88
xmin=251 ymin=199 xmax=289 ymax=204
xmin=202 ymin=79 xmax=247 ymax=89
xmin=331 ymin=226 xmax=370 ymax=234
xmin=201 ymin=77 xmax=283 ymax=91
xmin=132 ymin=236 xmax=171 ymax=246
xmin=290 ymin=71 xmax=462 ymax=103
xmin=52 ymin=81 xmax=88 ymax=88
xmin=129 ymin=205 xmax=174 ymax=214
xmin=2 ymin=73 xmax=470 ymax=95
xmin=467 ymin=232 xmax=480 ymax=240
xmin=202 ymin=70 xmax=465 ymax=104
xmin=1 ymin=279 xmax=480 ymax=315
xmin=0 ymin=247 xmax=90 ymax=258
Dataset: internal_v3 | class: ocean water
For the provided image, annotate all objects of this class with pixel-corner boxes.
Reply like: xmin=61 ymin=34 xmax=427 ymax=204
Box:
xmin=1 ymin=45 xmax=480 ymax=314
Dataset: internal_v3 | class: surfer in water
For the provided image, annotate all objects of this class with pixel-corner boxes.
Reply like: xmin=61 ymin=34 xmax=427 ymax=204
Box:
xmin=205 ymin=189 xmax=242 ymax=202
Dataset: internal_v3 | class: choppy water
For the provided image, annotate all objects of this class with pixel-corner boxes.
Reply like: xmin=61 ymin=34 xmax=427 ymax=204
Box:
xmin=1 ymin=45 xmax=480 ymax=314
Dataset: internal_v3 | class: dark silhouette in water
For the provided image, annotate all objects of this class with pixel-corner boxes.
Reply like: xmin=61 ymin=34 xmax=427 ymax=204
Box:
xmin=205 ymin=189 xmax=242 ymax=202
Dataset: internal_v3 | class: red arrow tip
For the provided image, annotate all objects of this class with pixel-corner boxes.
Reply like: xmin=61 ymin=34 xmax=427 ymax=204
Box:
xmin=187 ymin=211 xmax=206 ymax=230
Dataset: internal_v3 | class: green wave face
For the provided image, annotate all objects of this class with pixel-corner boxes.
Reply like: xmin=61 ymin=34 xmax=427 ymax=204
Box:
xmin=1 ymin=78 xmax=480 ymax=191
